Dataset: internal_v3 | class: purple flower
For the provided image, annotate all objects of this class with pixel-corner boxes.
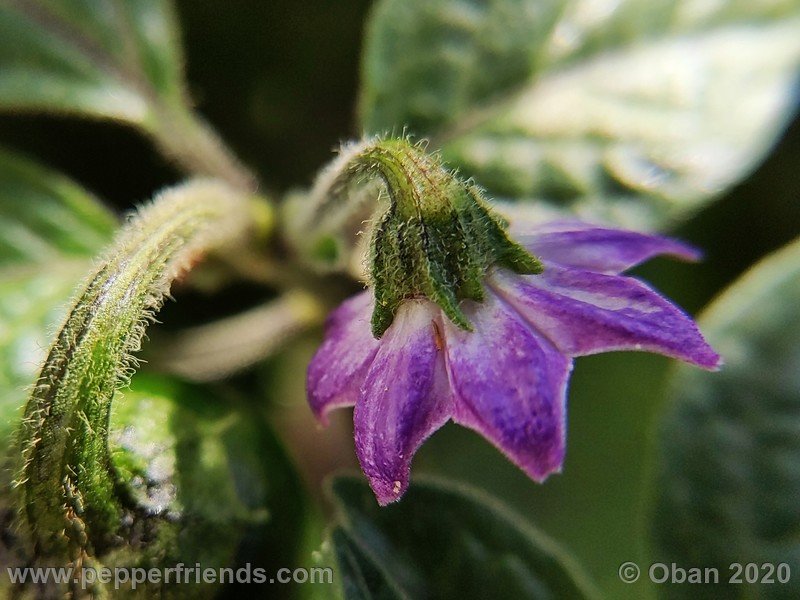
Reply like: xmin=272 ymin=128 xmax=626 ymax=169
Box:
xmin=307 ymin=221 xmax=721 ymax=505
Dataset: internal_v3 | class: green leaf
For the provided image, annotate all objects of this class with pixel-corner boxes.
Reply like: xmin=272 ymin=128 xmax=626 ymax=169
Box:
xmin=327 ymin=528 xmax=403 ymax=600
xmin=0 ymin=146 xmax=116 ymax=447
xmin=105 ymin=373 xmax=307 ymax=596
xmin=109 ymin=375 xmax=259 ymax=554
xmin=0 ymin=0 xmax=184 ymax=122
xmin=327 ymin=475 xmax=598 ymax=599
xmin=0 ymin=1 xmax=256 ymax=188
xmin=361 ymin=0 xmax=800 ymax=228
xmin=651 ymin=236 xmax=800 ymax=598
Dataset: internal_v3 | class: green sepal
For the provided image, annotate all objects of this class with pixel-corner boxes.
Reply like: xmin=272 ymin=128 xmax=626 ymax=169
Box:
xmin=359 ymin=138 xmax=541 ymax=338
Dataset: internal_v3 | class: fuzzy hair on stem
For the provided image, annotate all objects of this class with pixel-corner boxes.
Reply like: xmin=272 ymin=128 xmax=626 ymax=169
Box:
xmin=14 ymin=179 xmax=252 ymax=562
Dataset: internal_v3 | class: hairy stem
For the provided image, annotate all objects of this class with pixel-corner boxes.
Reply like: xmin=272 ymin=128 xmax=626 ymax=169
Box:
xmin=16 ymin=180 xmax=253 ymax=559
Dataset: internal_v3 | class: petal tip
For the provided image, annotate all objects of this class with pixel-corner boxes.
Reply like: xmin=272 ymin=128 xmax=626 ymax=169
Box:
xmin=312 ymin=407 xmax=331 ymax=428
xmin=683 ymin=339 xmax=723 ymax=371
xmin=368 ymin=474 xmax=409 ymax=506
xmin=306 ymin=381 xmax=332 ymax=426
xmin=669 ymin=240 xmax=703 ymax=263
xmin=520 ymin=451 xmax=565 ymax=483
xmin=699 ymin=350 xmax=724 ymax=371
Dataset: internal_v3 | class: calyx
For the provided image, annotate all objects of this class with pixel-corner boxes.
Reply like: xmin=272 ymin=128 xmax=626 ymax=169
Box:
xmin=349 ymin=138 xmax=542 ymax=337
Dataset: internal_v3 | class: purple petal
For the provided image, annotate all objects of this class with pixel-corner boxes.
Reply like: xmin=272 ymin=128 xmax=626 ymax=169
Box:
xmin=490 ymin=267 xmax=721 ymax=369
xmin=443 ymin=293 xmax=572 ymax=482
xmin=354 ymin=300 xmax=452 ymax=505
xmin=307 ymin=291 xmax=380 ymax=425
xmin=512 ymin=222 xmax=700 ymax=274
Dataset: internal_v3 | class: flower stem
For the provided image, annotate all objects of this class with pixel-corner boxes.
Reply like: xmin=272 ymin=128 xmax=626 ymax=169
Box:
xmin=147 ymin=290 xmax=324 ymax=382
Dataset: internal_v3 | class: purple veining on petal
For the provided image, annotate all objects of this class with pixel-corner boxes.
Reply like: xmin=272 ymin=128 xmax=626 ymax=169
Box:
xmin=490 ymin=267 xmax=721 ymax=370
xmin=307 ymin=290 xmax=380 ymax=425
xmin=354 ymin=300 xmax=452 ymax=505
xmin=442 ymin=293 xmax=572 ymax=482
xmin=512 ymin=223 xmax=701 ymax=274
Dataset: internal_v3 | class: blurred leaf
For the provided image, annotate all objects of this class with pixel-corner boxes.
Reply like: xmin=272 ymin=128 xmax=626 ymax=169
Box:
xmin=328 ymin=528 xmax=401 ymax=600
xmin=0 ymin=0 xmax=184 ymax=123
xmin=651 ymin=236 xmax=800 ymax=599
xmin=327 ymin=475 xmax=598 ymax=599
xmin=361 ymin=0 xmax=800 ymax=228
xmin=0 ymin=1 xmax=256 ymax=188
xmin=109 ymin=374 xmax=257 ymax=574
xmin=0 ymin=146 xmax=115 ymax=446
xmin=108 ymin=373 xmax=307 ymax=596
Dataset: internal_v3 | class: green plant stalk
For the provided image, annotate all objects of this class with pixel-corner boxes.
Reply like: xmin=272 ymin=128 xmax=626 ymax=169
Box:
xmin=149 ymin=289 xmax=324 ymax=382
xmin=15 ymin=179 xmax=253 ymax=560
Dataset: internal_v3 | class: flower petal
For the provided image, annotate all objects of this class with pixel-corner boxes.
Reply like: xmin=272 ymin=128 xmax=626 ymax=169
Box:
xmin=354 ymin=300 xmax=452 ymax=505
xmin=512 ymin=222 xmax=700 ymax=274
xmin=307 ymin=291 xmax=379 ymax=425
xmin=491 ymin=267 xmax=721 ymax=369
xmin=443 ymin=293 xmax=572 ymax=482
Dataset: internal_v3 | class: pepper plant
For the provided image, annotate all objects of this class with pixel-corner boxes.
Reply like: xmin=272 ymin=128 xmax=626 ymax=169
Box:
xmin=1 ymin=1 xmax=799 ymax=599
